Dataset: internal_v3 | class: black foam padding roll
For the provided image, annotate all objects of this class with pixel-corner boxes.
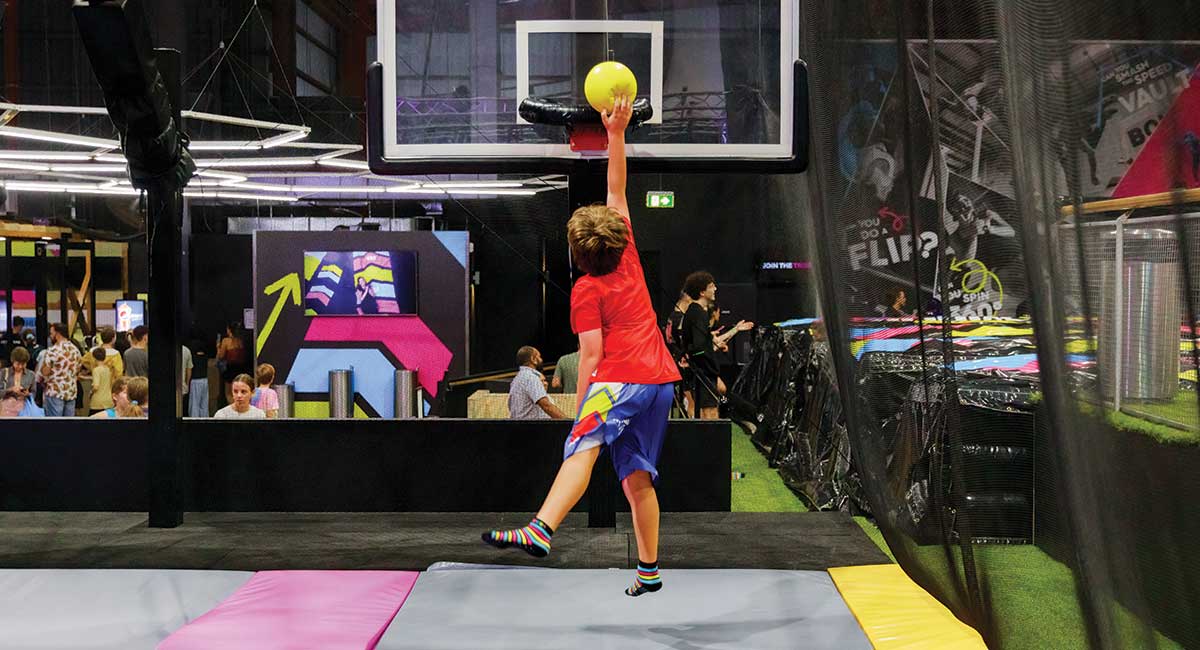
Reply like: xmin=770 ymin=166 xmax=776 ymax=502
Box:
xmin=518 ymin=96 xmax=654 ymax=128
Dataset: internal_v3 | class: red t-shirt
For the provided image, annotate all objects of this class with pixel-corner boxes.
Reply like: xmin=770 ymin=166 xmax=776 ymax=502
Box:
xmin=570 ymin=213 xmax=682 ymax=385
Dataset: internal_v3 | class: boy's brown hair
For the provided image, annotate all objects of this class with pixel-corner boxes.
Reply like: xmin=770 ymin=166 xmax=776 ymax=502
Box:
xmin=256 ymin=363 xmax=276 ymax=387
xmin=567 ymin=204 xmax=629 ymax=276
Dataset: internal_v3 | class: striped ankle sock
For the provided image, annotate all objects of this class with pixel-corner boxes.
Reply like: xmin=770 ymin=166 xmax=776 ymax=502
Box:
xmin=625 ymin=561 xmax=662 ymax=597
xmin=481 ymin=517 xmax=553 ymax=558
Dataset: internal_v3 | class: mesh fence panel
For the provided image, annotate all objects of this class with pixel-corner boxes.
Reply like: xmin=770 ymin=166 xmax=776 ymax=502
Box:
xmin=800 ymin=1 xmax=1200 ymax=648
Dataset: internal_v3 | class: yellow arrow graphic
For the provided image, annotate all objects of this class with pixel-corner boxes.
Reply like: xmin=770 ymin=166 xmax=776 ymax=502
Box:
xmin=949 ymin=257 xmax=1004 ymax=307
xmin=257 ymin=272 xmax=302 ymax=355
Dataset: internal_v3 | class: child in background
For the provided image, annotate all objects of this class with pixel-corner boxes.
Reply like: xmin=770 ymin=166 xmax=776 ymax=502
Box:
xmin=88 ymin=347 xmax=114 ymax=414
xmin=251 ymin=363 xmax=280 ymax=418
xmin=124 ymin=376 xmax=148 ymax=417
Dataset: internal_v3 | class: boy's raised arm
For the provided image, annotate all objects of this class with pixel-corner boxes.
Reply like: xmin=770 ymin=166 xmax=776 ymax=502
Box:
xmin=601 ymin=95 xmax=633 ymax=220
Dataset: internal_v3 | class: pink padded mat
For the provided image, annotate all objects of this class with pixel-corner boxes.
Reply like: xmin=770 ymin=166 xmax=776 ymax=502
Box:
xmin=158 ymin=570 xmax=420 ymax=650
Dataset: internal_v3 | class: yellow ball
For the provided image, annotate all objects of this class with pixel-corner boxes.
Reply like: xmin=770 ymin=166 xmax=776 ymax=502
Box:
xmin=584 ymin=61 xmax=637 ymax=114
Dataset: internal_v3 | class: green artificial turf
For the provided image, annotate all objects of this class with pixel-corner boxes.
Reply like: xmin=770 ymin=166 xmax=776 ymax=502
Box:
xmin=729 ymin=425 xmax=808 ymax=513
xmin=852 ymin=516 xmax=895 ymax=562
xmin=727 ymin=424 xmax=1184 ymax=649
xmin=1076 ymin=397 xmax=1200 ymax=445
xmin=970 ymin=545 xmax=1182 ymax=650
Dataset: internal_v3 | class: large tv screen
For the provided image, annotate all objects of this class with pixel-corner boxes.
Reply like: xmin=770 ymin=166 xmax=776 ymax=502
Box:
xmin=115 ymin=299 xmax=146 ymax=332
xmin=304 ymin=251 xmax=418 ymax=316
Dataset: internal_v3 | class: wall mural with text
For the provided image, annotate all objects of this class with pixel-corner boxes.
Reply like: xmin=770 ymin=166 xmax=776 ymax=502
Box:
xmin=833 ymin=40 xmax=1199 ymax=318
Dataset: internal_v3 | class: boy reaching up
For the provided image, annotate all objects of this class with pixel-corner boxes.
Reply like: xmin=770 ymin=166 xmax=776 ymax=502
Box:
xmin=483 ymin=96 xmax=681 ymax=597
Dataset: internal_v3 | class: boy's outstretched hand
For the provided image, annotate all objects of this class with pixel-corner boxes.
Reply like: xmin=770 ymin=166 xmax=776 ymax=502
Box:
xmin=601 ymin=95 xmax=633 ymax=136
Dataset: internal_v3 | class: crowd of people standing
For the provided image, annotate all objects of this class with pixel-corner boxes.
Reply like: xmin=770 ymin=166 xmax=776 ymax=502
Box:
xmin=0 ymin=319 xmax=273 ymax=419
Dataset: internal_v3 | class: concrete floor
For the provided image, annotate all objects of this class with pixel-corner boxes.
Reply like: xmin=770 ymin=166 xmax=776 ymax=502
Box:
xmin=0 ymin=511 xmax=889 ymax=571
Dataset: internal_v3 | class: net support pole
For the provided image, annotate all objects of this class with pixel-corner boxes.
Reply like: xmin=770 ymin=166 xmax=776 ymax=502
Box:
xmin=147 ymin=48 xmax=184 ymax=528
xmin=1113 ymin=214 xmax=1126 ymax=412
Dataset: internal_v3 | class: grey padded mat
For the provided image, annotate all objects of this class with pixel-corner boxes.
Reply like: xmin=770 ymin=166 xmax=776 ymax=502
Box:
xmin=376 ymin=569 xmax=872 ymax=649
xmin=0 ymin=569 xmax=253 ymax=650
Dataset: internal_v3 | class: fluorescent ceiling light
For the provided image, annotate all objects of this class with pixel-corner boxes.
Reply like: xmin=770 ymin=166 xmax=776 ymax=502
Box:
xmin=317 ymin=158 xmax=370 ymax=170
xmin=0 ymin=102 xmax=109 ymax=116
xmin=177 ymin=129 xmax=309 ymax=152
xmin=0 ymin=180 xmax=138 ymax=196
xmin=0 ymin=161 xmax=51 ymax=171
xmin=233 ymin=181 xmax=416 ymax=194
xmin=0 ymin=151 xmax=92 ymax=161
xmin=183 ymin=189 xmax=297 ymax=202
xmin=188 ymin=141 xmax=261 ymax=151
xmin=195 ymin=157 xmax=317 ymax=168
xmin=260 ymin=129 xmax=310 ymax=149
xmin=194 ymin=169 xmax=248 ymax=182
xmin=418 ymin=181 xmax=524 ymax=189
xmin=215 ymin=192 xmax=298 ymax=202
xmin=0 ymin=125 xmax=119 ymax=149
xmin=385 ymin=186 xmax=537 ymax=196
xmin=48 ymin=164 xmax=127 ymax=173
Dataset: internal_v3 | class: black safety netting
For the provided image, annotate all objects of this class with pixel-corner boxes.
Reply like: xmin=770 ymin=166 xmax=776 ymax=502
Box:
xmin=731 ymin=325 xmax=867 ymax=512
xmin=798 ymin=0 xmax=1200 ymax=648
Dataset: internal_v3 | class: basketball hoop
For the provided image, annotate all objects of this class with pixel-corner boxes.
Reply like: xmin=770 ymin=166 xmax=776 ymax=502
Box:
xmin=569 ymin=124 xmax=609 ymax=153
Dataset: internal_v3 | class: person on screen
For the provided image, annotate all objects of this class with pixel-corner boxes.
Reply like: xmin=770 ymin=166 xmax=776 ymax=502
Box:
xmin=214 ymin=373 xmax=266 ymax=419
xmin=355 ymin=277 xmax=379 ymax=315
xmin=251 ymin=363 xmax=280 ymax=418
xmin=483 ymin=96 xmax=679 ymax=598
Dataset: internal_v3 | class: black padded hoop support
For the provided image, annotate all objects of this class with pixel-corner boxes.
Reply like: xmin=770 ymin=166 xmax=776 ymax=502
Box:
xmin=517 ymin=96 xmax=655 ymax=128
xmin=367 ymin=60 xmax=809 ymax=175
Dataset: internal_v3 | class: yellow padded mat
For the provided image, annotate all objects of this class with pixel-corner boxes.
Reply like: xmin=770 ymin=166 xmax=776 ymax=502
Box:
xmin=828 ymin=564 xmax=988 ymax=649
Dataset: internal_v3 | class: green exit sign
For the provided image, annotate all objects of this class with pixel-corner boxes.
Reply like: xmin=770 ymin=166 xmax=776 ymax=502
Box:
xmin=646 ymin=191 xmax=675 ymax=208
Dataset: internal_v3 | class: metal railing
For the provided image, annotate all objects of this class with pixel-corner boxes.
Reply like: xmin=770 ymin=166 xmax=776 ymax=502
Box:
xmin=1060 ymin=212 xmax=1197 ymax=430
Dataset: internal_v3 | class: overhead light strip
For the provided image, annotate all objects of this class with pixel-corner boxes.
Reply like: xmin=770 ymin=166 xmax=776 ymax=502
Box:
xmin=316 ymin=158 xmax=370 ymax=170
xmin=0 ymin=125 xmax=119 ymax=149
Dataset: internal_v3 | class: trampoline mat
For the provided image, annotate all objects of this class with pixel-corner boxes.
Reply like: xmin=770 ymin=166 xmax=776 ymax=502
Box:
xmin=375 ymin=568 xmax=872 ymax=649
xmin=0 ymin=569 xmax=253 ymax=650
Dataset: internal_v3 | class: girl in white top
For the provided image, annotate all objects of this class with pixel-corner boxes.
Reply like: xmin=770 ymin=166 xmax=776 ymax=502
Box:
xmin=215 ymin=373 xmax=266 ymax=419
